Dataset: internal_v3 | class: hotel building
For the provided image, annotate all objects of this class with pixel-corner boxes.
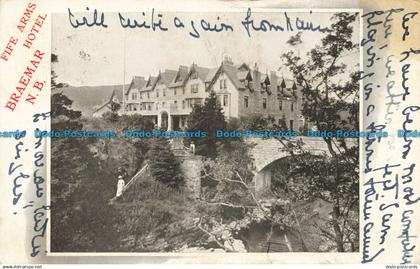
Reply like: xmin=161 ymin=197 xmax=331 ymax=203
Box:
xmin=123 ymin=58 xmax=307 ymax=132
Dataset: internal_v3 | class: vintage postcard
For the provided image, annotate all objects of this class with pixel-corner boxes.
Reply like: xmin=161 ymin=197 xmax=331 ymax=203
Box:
xmin=0 ymin=0 xmax=419 ymax=267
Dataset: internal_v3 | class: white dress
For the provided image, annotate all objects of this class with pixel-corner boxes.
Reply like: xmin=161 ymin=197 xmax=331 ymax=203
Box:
xmin=116 ymin=179 xmax=125 ymax=197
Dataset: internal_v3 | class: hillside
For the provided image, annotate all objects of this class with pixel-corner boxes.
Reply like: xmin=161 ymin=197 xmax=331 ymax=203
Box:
xmin=58 ymin=84 xmax=127 ymax=116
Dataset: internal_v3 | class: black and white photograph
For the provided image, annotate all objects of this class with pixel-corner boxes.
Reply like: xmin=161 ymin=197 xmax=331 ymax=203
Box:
xmin=50 ymin=9 xmax=360 ymax=253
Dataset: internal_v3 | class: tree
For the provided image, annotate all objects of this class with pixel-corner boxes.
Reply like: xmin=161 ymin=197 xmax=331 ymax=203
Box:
xmin=146 ymin=138 xmax=184 ymax=188
xmin=280 ymin=12 xmax=359 ymax=252
xmin=50 ymin=54 xmax=119 ymax=251
xmin=187 ymin=90 xmax=227 ymax=158
xmin=196 ymin=141 xmax=307 ymax=252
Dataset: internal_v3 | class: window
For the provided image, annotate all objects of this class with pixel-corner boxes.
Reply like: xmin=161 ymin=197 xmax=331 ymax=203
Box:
xmin=147 ymin=92 xmax=150 ymax=99
xmin=163 ymin=89 xmax=166 ymax=96
xmin=132 ymin=92 xmax=137 ymax=100
xmin=156 ymin=90 xmax=159 ymax=97
xmin=290 ymin=120 xmax=294 ymax=131
xmin=291 ymin=102 xmax=294 ymax=112
xmin=174 ymin=100 xmax=178 ymax=108
xmin=244 ymin=96 xmax=249 ymax=108
xmin=262 ymin=98 xmax=267 ymax=109
xmin=223 ymin=95 xmax=228 ymax=107
xmin=191 ymin=72 xmax=198 ymax=79
xmin=279 ymin=100 xmax=283 ymax=110
xmin=174 ymin=89 xmax=177 ymax=95
xmin=191 ymin=84 xmax=199 ymax=93
xmin=219 ymin=79 xmax=227 ymax=89
xmin=162 ymin=102 xmax=165 ymax=107
xmin=148 ymin=104 xmax=152 ymax=111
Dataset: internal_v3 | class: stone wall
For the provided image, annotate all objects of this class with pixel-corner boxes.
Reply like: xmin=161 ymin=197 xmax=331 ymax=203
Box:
xmin=178 ymin=155 xmax=202 ymax=198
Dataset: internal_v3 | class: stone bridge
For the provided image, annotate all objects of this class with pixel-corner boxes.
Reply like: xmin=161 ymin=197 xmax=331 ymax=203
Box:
xmin=249 ymin=137 xmax=331 ymax=194
xmin=116 ymin=137 xmax=334 ymax=200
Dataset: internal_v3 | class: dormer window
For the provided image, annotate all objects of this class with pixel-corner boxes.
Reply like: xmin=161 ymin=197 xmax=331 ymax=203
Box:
xmin=191 ymin=84 xmax=199 ymax=93
xmin=191 ymin=72 xmax=198 ymax=80
xmin=220 ymin=79 xmax=227 ymax=89
xmin=132 ymin=92 xmax=137 ymax=100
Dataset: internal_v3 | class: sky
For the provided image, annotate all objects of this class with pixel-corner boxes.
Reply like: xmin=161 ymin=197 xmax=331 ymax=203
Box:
xmin=52 ymin=10 xmax=360 ymax=87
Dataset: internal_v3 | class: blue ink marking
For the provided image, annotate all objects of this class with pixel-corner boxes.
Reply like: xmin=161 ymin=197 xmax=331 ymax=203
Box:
xmin=400 ymin=48 xmax=420 ymax=62
xmin=366 ymin=47 xmax=377 ymax=68
xmin=189 ymin=20 xmax=199 ymax=38
xmin=118 ymin=9 xmax=168 ymax=31
xmin=367 ymin=105 xmax=375 ymax=116
xmin=399 ymin=210 xmax=417 ymax=264
xmin=401 ymin=63 xmax=411 ymax=101
xmin=385 ymin=55 xmax=395 ymax=78
xmin=68 ymin=7 xmax=108 ymax=28
xmin=31 ymin=205 xmax=50 ymax=257
xmin=13 ymin=172 xmax=30 ymax=205
xmin=383 ymin=8 xmax=404 ymax=39
xmin=34 ymin=169 xmax=45 ymax=198
xmin=362 ymin=222 xmax=385 ymax=263
xmin=173 ymin=16 xmax=185 ymax=28
xmin=34 ymin=151 xmax=44 ymax=167
xmin=241 ymin=8 xmax=285 ymax=38
xmin=33 ymin=112 xmax=50 ymax=123
xmin=364 ymin=122 xmax=386 ymax=173
xmin=402 ymin=12 xmax=418 ymax=41
xmin=401 ymin=106 xmax=420 ymax=159
xmin=379 ymin=213 xmax=392 ymax=244
xmin=8 ymin=162 xmax=22 ymax=175
xmin=401 ymin=163 xmax=415 ymax=184
xmin=14 ymin=141 xmax=23 ymax=160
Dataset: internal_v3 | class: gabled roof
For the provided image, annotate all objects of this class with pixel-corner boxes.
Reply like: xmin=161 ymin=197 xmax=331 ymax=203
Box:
xmin=277 ymin=77 xmax=300 ymax=98
xmin=94 ymin=88 xmax=122 ymax=113
xmin=205 ymin=67 xmax=219 ymax=83
xmin=237 ymin=70 xmax=250 ymax=81
xmin=169 ymin=65 xmax=189 ymax=88
xmin=141 ymin=76 xmax=157 ymax=92
xmin=159 ymin=69 xmax=177 ymax=86
xmin=126 ymin=76 xmax=146 ymax=96
xmin=237 ymin=63 xmax=251 ymax=72
xmin=222 ymin=64 xmax=245 ymax=89
xmin=187 ymin=64 xmax=210 ymax=82
xmin=206 ymin=63 xmax=248 ymax=91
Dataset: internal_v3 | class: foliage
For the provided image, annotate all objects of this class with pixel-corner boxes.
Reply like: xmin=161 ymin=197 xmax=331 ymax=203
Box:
xmin=241 ymin=115 xmax=287 ymax=131
xmin=50 ymin=92 xmax=119 ymax=251
xmin=146 ymin=138 xmax=184 ymax=188
xmin=280 ymin=12 xmax=359 ymax=252
xmin=115 ymin=170 xmax=201 ymax=252
xmin=187 ymin=90 xmax=227 ymax=158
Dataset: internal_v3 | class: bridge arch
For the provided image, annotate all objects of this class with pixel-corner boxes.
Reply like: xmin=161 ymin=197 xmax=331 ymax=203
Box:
xmin=249 ymin=137 xmax=330 ymax=194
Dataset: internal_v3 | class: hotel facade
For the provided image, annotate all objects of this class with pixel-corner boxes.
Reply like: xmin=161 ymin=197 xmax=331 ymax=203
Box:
xmin=123 ymin=58 xmax=307 ymax=132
